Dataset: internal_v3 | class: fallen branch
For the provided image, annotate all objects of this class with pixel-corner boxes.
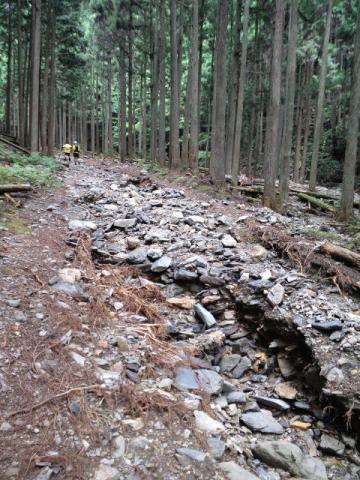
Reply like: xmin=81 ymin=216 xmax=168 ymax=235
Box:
xmin=297 ymin=192 xmax=336 ymax=213
xmin=4 ymin=193 xmax=21 ymax=208
xmin=6 ymin=384 xmax=101 ymax=418
xmin=0 ymin=183 xmax=32 ymax=194
xmin=0 ymin=136 xmax=31 ymax=155
xmin=320 ymin=241 xmax=360 ymax=270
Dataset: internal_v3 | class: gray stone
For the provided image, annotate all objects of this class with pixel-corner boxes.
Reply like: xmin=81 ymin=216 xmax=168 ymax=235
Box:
xmin=52 ymin=281 xmax=86 ymax=300
xmin=221 ymin=234 xmax=237 ymax=248
xmin=194 ymin=410 xmax=225 ymax=435
xmin=226 ymin=391 xmax=247 ymax=404
xmin=150 ymin=255 xmax=172 ymax=273
xmin=176 ymin=447 xmax=207 ymax=462
xmin=147 ymin=248 xmax=163 ymax=260
xmin=252 ymin=441 xmax=328 ymax=480
xmin=194 ymin=304 xmax=217 ymax=329
xmin=7 ymin=299 xmax=20 ymax=308
xmin=207 ymin=437 xmax=226 ymax=459
xmin=199 ymin=274 xmax=225 ymax=286
xmin=267 ymin=283 xmax=285 ymax=306
xmin=34 ymin=467 xmax=53 ymax=480
xmin=174 ymin=269 xmax=198 ymax=281
xmin=68 ymin=220 xmax=97 ymax=231
xmin=277 ymin=354 xmax=296 ymax=379
xmin=311 ymin=320 xmax=343 ymax=332
xmin=232 ymin=356 xmax=252 ymax=378
xmin=174 ymin=367 xmax=223 ymax=395
xmin=319 ymin=433 xmax=345 ymax=456
xmin=14 ymin=311 xmax=27 ymax=323
xmin=241 ymin=411 xmax=284 ymax=434
xmin=253 ymin=396 xmax=290 ymax=412
xmin=93 ymin=464 xmax=120 ymax=480
xmin=112 ymin=435 xmax=126 ymax=458
xmin=219 ymin=462 xmax=260 ymax=480
xmin=114 ymin=218 xmax=137 ymax=229
xmin=127 ymin=247 xmax=148 ymax=264
xmin=220 ymin=354 xmax=241 ymax=373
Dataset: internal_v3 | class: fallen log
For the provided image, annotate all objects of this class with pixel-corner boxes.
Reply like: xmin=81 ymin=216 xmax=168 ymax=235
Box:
xmin=0 ymin=136 xmax=31 ymax=155
xmin=235 ymin=184 xmax=360 ymax=208
xmin=297 ymin=192 xmax=336 ymax=213
xmin=319 ymin=241 xmax=360 ymax=270
xmin=0 ymin=184 xmax=32 ymax=193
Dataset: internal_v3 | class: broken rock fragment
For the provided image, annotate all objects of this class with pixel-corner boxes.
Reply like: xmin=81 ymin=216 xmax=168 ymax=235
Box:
xmin=174 ymin=367 xmax=223 ymax=395
xmin=241 ymin=410 xmax=284 ymax=434
xmin=194 ymin=410 xmax=225 ymax=435
xmin=267 ymin=283 xmax=285 ymax=306
xmin=194 ymin=303 xmax=217 ymax=329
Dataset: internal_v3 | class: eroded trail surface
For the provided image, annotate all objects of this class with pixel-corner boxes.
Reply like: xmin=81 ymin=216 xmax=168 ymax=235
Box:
xmin=1 ymin=157 xmax=360 ymax=480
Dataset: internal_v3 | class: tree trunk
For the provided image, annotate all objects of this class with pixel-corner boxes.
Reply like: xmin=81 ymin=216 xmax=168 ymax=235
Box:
xmin=225 ymin=0 xmax=241 ymax=175
xmin=309 ymin=0 xmax=333 ymax=191
xmin=189 ymin=0 xmax=200 ymax=172
xmin=181 ymin=72 xmax=191 ymax=167
xmin=210 ymin=0 xmax=229 ymax=184
xmin=127 ymin=3 xmax=134 ymax=157
xmin=119 ymin=43 xmax=127 ymax=161
xmin=279 ymin=0 xmax=298 ymax=205
xmin=158 ymin=1 xmax=166 ymax=164
xmin=263 ymin=0 xmax=285 ymax=209
xmin=40 ymin=2 xmax=51 ymax=153
xmin=5 ymin=4 xmax=12 ymax=135
xmin=106 ymin=55 xmax=112 ymax=154
xmin=231 ymin=0 xmax=250 ymax=184
xmin=150 ymin=9 xmax=159 ymax=164
xmin=47 ymin=3 xmax=56 ymax=155
xmin=339 ymin=0 xmax=360 ymax=220
xmin=169 ymin=0 xmax=181 ymax=169
xmin=29 ymin=0 xmax=41 ymax=152
xmin=17 ymin=0 xmax=25 ymax=146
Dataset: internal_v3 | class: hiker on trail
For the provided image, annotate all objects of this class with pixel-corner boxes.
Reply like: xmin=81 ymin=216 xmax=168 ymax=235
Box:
xmin=72 ymin=141 xmax=80 ymax=162
xmin=62 ymin=143 xmax=72 ymax=162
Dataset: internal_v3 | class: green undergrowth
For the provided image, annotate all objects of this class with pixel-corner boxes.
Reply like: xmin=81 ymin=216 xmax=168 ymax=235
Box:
xmin=304 ymin=228 xmax=344 ymax=243
xmin=0 ymin=146 xmax=61 ymax=187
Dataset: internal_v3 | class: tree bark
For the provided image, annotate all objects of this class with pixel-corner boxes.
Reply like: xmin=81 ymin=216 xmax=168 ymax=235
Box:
xmin=127 ymin=2 xmax=134 ymax=157
xmin=158 ymin=1 xmax=166 ymax=165
xmin=225 ymin=0 xmax=241 ymax=175
xmin=309 ymin=0 xmax=333 ymax=191
xmin=189 ymin=0 xmax=200 ymax=172
xmin=150 ymin=7 xmax=159 ymax=164
xmin=263 ymin=0 xmax=285 ymax=209
xmin=47 ymin=2 xmax=56 ymax=155
xmin=170 ymin=0 xmax=181 ymax=169
xmin=231 ymin=0 xmax=250 ymax=184
xmin=29 ymin=0 xmax=41 ymax=152
xmin=40 ymin=2 xmax=51 ymax=153
xmin=279 ymin=0 xmax=298 ymax=205
xmin=339 ymin=0 xmax=360 ymax=220
xmin=5 ymin=4 xmax=12 ymax=135
xmin=119 ymin=42 xmax=127 ymax=161
xmin=210 ymin=0 xmax=229 ymax=184
xmin=17 ymin=0 xmax=25 ymax=146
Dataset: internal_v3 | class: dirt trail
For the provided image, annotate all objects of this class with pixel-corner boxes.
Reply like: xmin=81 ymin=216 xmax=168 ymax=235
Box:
xmin=0 ymin=156 xmax=360 ymax=480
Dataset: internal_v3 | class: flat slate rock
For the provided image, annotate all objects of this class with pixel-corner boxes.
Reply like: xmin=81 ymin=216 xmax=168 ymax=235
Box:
xmin=150 ymin=255 xmax=172 ymax=272
xmin=241 ymin=410 xmax=284 ymax=434
xmin=253 ymin=396 xmax=290 ymax=412
xmin=174 ymin=366 xmax=223 ymax=395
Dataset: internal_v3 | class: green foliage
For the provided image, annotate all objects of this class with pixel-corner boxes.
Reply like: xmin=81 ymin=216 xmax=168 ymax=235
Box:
xmin=0 ymin=146 xmax=61 ymax=187
xmin=303 ymin=227 xmax=343 ymax=242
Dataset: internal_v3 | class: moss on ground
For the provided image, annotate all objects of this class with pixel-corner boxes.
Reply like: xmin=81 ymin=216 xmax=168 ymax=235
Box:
xmin=304 ymin=228 xmax=343 ymax=243
xmin=0 ymin=146 xmax=61 ymax=187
